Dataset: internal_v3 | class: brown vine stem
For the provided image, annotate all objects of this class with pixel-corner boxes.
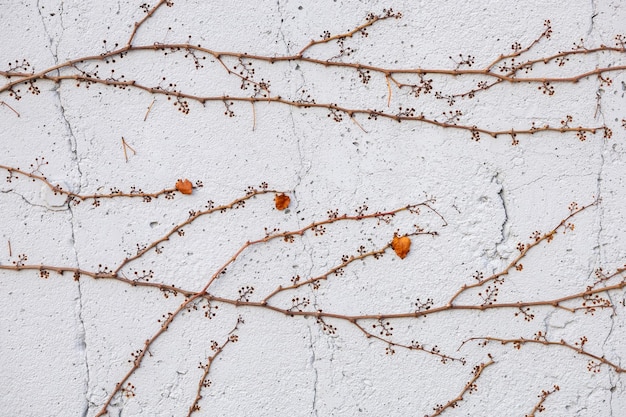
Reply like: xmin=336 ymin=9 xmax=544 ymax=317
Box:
xmin=2 ymin=5 xmax=624 ymax=414
xmin=446 ymin=199 xmax=599 ymax=306
xmin=2 ymin=200 xmax=622 ymax=325
xmin=121 ymin=137 xmax=136 ymax=162
xmin=2 ymin=195 xmax=623 ymax=414
xmin=187 ymin=316 xmax=243 ymax=417
xmin=2 ymin=230 xmax=624 ymax=414
xmin=0 ymin=164 xmax=187 ymax=202
xmin=261 ymin=230 xmax=438 ymax=304
xmin=462 ymin=336 xmax=625 ymax=373
xmin=351 ymin=320 xmax=465 ymax=364
xmin=427 ymin=356 xmax=495 ymax=417
xmin=485 ymin=21 xmax=553 ymax=71
xmin=126 ymin=0 xmax=172 ymax=48
xmin=525 ymin=384 xmax=560 ymax=417
xmin=3 ymin=72 xmax=610 ymax=138
xmin=2 ymin=196 xmax=622 ymax=326
xmin=113 ymin=187 xmax=285 ymax=274
xmin=451 ymin=43 xmax=626 ymax=100
xmin=4 ymin=45 xmax=624 ymax=89
xmin=0 ymin=196 xmax=443 ymax=290
xmin=94 ymin=293 xmax=187 ymax=416
xmin=296 ymin=9 xmax=402 ymax=56
xmin=195 ymin=201 xmax=443 ymax=292
xmin=1 ymin=12 xmax=623 ymax=138
xmin=207 ymin=268 xmax=626 ymax=321
xmin=0 ymin=100 xmax=20 ymax=117
xmin=2 ymin=36 xmax=624 ymax=93
xmin=3 ymin=264 xmax=623 ymax=322
xmin=90 ymin=200 xmax=442 ymax=414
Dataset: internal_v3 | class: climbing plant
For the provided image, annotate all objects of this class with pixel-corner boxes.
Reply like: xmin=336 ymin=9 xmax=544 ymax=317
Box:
xmin=1 ymin=1 xmax=625 ymax=416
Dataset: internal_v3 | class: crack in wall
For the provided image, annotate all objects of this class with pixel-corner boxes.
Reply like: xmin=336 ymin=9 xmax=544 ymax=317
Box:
xmin=588 ymin=0 xmax=598 ymax=36
xmin=2 ymin=189 xmax=48 ymax=209
xmin=273 ymin=7 xmax=319 ymax=406
xmin=36 ymin=0 xmax=66 ymax=64
xmin=58 ymin=52 xmax=92 ymax=417
xmin=586 ymin=8 xmax=618 ymax=411
xmin=36 ymin=0 xmax=58 ymax=62
xmin=306 ymin=321 xmax=320 ymax=417
xmin=493 ymin=172 xmax=509 ymax=262
xmin=37 ymin=1 xmax=90 ymax=412
xmin=593 ymin=149 xmax=604 ymax=269
xmin=74 ymin=218 xmax=91 ymax=417
xmin=54 ymin=50 xmax=92 ymax=417
xmin=272 ymin=9 xmax=319 ymax=407
xmin=588 ymin=10 xmax=615 ymax=381
xmin=276 ymin=1 xmax=310 ymax=203
xmin=275 ymin=1 xmax=291 ymax=55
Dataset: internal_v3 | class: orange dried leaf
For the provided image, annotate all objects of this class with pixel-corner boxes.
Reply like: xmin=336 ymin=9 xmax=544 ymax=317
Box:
xmin=274 ymin=193 xmax=290 ymax=210
xmin=176 ymin=179 xmax=193 ymax=195
xmin=392 ymin=235 xmax=411 ymax=259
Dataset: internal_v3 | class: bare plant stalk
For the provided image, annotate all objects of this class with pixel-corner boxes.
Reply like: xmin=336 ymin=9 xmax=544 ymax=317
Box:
xmin=427 ymin=357 xmax=495 ymax=416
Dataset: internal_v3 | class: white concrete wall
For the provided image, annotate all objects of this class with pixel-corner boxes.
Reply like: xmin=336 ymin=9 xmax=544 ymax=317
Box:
xmin=1 ymin=1 xmax=625 ymax=416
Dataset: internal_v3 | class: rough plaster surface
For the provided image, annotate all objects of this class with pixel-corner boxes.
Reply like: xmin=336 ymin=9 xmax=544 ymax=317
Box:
xmin=0 ymin=1 xmax=625 ymax=416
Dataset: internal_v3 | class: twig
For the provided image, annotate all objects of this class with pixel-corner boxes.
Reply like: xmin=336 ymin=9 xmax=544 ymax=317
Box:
xmin=447 ymin=199 xmax=599 ymax=306
xmin=5 ymin=72 xmax=609 ymax=138
xmin=525 ymin=384 xmax=560 ymax=417
xmin=187 ymin=316 xmax=243 ymax=416
xmin=0 ymin=100 xmax=20 ymax=117
xmin=251 ymin=101 xmax=256 ymax=131
xmin=0 ymin=163 xmax=182 ymax=203
xmin=427 ymin=356 xmax=495 ymax=416
xmin=144 ymin=98 xmax=155 ymax=121
xmin=1 ymin=16 xmax=622 ymax=139
xmin=121 ymin=137 xmax=136 ymax=162
xmin=297 ymin=10 xmax=402 ymax=56
xmin=126 ymin=0 xmax=171 ymax=48
xmin=352 ymin=320 xmax=465 ymax=364
xmin=262 ymin=229 xmax=438 ymax=304
xmin=463 ymin=336 xmax=626 ymax=373
xmin=114 ymin=188 xmax=286 ymax=274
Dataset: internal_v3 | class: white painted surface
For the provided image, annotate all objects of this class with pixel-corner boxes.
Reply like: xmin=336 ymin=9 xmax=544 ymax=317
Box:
xmin=1 ymin=1 xmax=625 ymax=416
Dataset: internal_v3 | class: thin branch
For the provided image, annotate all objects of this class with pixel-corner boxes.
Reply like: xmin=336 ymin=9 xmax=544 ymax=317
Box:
xmin=262 ymin=229 xmax=438 ymax=304
xmin=144 ymin=98 xmax=155 ymax=121
xmin=447 ymin=199 xmax=600 ymax=306
xmin=4 ymin=72 xmax=608 ymax=138
xmin=525 ymin=384 xmax=560 ymax=417
xmin=297 ymin=10 xmax=402 ymax=56
xmin=94 ymin=298 xmax=184 ymax=416
xmin=0 ymin=164 xmax=183 ymax=202
xmin=1 ymin=15 xmax=623 ymax=138
xmin=126 ymin=0 xmax=171 ymax=48
xmin=3 ymin=42 xmax=624 ymax=92
xmin=427 ymin=357 xmax=495 ymax=416
xmin=113 ymin=188 xmax=286 ymax=274
xmin=187 ymin=316 xmax=243 ymax=416
xmin=121 ymin=137 xmax=136 ymax=162
xmin=463 ymin=336 xmax=625 ymax=373
xmin=352 ymin=320 xmax=466 ymax=364
xmin=0 ymin=100 xmax=20 ymax=117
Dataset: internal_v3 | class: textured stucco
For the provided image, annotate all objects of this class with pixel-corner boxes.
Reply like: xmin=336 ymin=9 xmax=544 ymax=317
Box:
xmin=1 ymin=1 xmax=625 ymax=416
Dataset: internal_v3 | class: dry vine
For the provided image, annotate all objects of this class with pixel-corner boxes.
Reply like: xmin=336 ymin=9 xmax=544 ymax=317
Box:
xmin=1 ymin=160 xmax=624 ymax=415
xmin=1 ymin=2 xmax=625 ymax=416
xmin=1 ymin=2 xmax=624 ymax=142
